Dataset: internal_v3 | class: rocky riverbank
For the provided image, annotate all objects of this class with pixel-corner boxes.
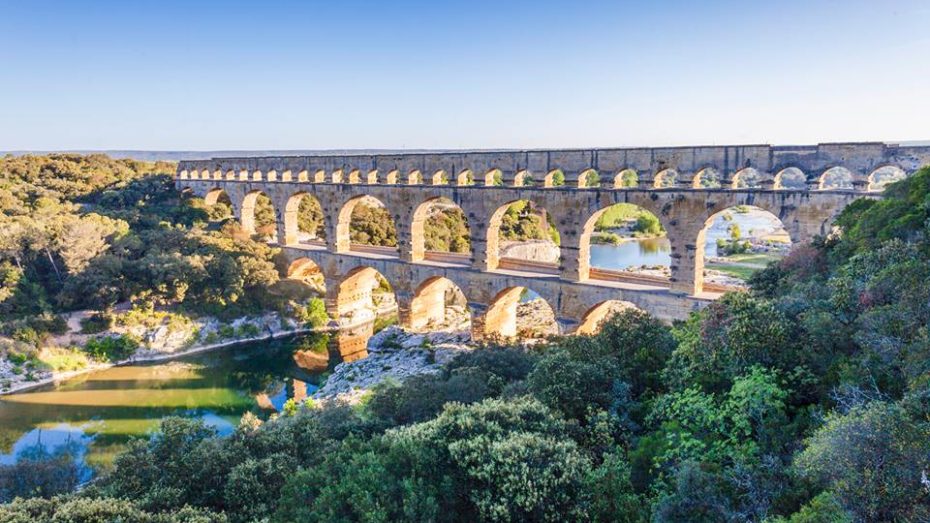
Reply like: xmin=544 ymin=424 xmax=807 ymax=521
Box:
xmin=0 ymin=310 xmax=310 ymax=394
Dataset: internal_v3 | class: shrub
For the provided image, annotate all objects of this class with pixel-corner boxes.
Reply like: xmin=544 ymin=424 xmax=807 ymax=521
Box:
xmin=80 ymin=312 xmax=113 ymax=334
xmin=83 ymin=334 xmax=139 ymax=362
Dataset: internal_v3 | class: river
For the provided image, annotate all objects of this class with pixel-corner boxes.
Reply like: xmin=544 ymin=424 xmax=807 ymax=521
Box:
xmin=0 ymin=334 xmax=332 ymax=481
xmin=591 ymin=208 xmax=788 ymax=270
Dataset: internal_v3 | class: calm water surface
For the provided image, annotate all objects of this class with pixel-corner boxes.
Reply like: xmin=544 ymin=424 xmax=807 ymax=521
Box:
xmin=591 ymin=210 xmax=786 ymax=270
xmin=0 ymin=334 xmax=333 ymax=480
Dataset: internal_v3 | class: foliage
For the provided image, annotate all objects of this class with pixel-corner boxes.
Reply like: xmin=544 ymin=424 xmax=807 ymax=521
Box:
xmin=83 ymin=334 xmax=140 ymax=361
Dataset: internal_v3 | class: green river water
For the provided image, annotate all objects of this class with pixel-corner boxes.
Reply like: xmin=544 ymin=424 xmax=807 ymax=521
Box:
xmin=0 ymin=334 xmax=332 ymax=481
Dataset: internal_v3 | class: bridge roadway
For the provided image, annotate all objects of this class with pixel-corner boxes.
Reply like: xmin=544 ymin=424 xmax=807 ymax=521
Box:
xmin=174 ymin=143 xmax=930 ymax=338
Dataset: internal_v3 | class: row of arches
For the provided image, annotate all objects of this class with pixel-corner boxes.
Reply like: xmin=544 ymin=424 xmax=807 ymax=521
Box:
xmin=180 ymin=164 xmax=908 ymax=192
xmin=286 ymin=259 xmax=640 ymax=342
xmin=205 ymin=186 xmax=795 ymax=294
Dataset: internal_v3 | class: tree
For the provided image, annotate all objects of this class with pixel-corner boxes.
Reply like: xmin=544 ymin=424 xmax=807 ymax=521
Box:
xmin=795 ymin=401 xmax=930 ymax=521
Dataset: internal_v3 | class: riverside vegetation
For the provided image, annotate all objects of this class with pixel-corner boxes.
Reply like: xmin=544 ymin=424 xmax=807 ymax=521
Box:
xmin=2 ymin=156 xmax=930 ymax=521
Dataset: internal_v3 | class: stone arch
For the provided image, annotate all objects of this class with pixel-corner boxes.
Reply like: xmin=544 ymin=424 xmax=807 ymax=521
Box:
xmin=486 ymin=199 xmax=561 ymax=271
xmin=335 ymin=195 xmax=399 ymax=255
xmin=225 ymin=170 xmax=236 ymax=180
xmin=285 ymin=257 xmax=326 ymax=295
xmin=543 ymin=169 xmax=565 ymax=188
xmin=241 ymin=190 xmax=277 ymax=240
xmin=483 ymin=286 xmax=558 ymax=339
xmin=313 ymin=170 xmax=326 ymax=183
xmin=578 ymin=169 xmax=601 ymax=188
xmin=654 ymin=168 xmax=679 ymax=188
xmin=333 ymin=266 xmax=397 ymax=325
xmin=409 ymin=276 xmax=470 ymax=331
xmin=818 ymin=166 xmax=854 ymax=190
xmin=614 ymin=169 xmax=638 ymax=188
xmin=484 ymin=168 xmax=503 ymax=186
xmin=366 ymin=170 xmax=378 ymax=184
xmin=332 ymin=170 xmax=344 ymax=183
xmin=386 ymin=170 xmax=400 ymax=184
xmin=578 ymin=203 xmax=668 ymax=282
xmin=513 ymin=170 xmax=534 ymax=187
xmin=457 ymin=169 xmax=474 ymax=186
xmin=694 ymin=205 xmax=792 ymax=293
xmin=774 ymin=167 xmax=806 ymax=189
xmin=867 ymin=165 xmax=906 ymax=192
xmin=575 ymin=300 xmax=642 ymax=335
xmin=410 ymin=196 xmax=471 ymax=262
xmin=431 ymin=170 xmax=449 ymax=185
xmin=347 ymin=170 xmax=361 ymax=184
xmin=283 ymin=192 xmax=327 ymax=246
xmin=251 ymin=170 xmax=263 ymax=181
xmin=408 ymin=170 xmax=423 ymax=185
xmin=732 ymin=167 xmax=769 ymax=189
xmin=204 ymin=187 xmax=229 ymax=207
xmin=692 ymin=167 xmax=723 ymax=189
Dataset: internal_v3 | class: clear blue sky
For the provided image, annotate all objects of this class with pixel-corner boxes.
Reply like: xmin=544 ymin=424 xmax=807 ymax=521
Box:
xmin=2 ymin=0 xmax=929 ymax=150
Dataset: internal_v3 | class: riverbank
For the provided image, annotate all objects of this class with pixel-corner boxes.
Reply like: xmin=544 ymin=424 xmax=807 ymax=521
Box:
xmin=0 ymin=311 xmax=318 ymax=396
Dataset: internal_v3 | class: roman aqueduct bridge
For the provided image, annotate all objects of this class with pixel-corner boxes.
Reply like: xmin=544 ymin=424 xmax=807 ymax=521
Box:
xmin=176 ymin=142 xmax=930 ymax=344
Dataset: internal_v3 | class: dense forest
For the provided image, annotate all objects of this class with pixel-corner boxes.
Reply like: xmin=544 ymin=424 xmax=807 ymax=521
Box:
xmin=2 ymin=157 xmax=930 ymax=521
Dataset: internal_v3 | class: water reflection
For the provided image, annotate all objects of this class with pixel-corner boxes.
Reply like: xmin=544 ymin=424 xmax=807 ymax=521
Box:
xmin=0 ymin=333 xmax=336 ymax=480
xmin=591 ymin=209 xmax=788 ymax=271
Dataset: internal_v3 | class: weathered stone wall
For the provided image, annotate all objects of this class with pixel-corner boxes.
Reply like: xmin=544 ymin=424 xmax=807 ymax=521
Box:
xmin=174 ymin=142 xmax=930 ymax=335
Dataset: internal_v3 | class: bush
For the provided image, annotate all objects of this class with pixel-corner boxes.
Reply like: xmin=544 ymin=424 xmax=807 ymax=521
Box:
xmin=83 ymin=334 xmax=139 ymax=361
xmin=80 ymin=312 xmax=113 ymax=334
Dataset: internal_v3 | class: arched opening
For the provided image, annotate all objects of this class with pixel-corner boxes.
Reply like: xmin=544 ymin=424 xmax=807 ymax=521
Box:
xmin=313 ymin=170 xmax=326 ymax=183
xmin=580 ymin=203 xmax=668 ymax=283
xmin=410 ymin=197 xmax=471 ymax=263
xmin=408 ymin=170 xmax=423 ymax=185
xmin=431 ymin=170 xmax=449 ymax=185
xmin=283 ymin=192 xmax=326 ymax=247
xmin=579 ymin=169 xmax=601 ymax=188
xmin=774 ymin=167 xmax=806 ymax=189
xmin=818 ymin=167 xmax=854 ymax=190
xmin=385 ymin=170 xmax=399 ymax=184
xmin=484 ymin=287 xmax=558 ymax=339
xmin=366 ymin=170 xmax=378 ymax=184
xmin=484 ymin=168 xmax=503 ymax=186
xmin=347 ymin=170 xmax=361 ymax=184
xmin=336 ymin=196 xmax=398 ymax=256
xmin=284 ymin=258 xmax=326 ymax=296
xmin=513 ymin=170 xmax=535 ymax=187
xmin=696 ymin=205 xmax=791 ymax=292
xmin=457 ymin=170 xmax=474 ymax=186
xmin=868 ymin=165 xmax=906 ymax=192
xmin=332 ymin=170 xmax=344 ymax=183
xmin=654 ymin=168 xmax=679 ymax=188
xmin=543 ymin=169 xmax=565 ymax=188
xmin=576 ymin=300 xmax=641 ymax=335
xmin=487 ymin=200 xmax=561 ymax=272
xmin=409 ymin=276 xmax=471 ymax=332
xmin=333 ymin=267 xmax=398 ymax=361
xmin=203 ymin=188 xmax=233 ymax=221
xmin=732 ymin=167 xmax=767 ymax=189
xmin=692 ymin=168 xmax=723 ymax=189
xmin=614 ymin=169 xmax=638 ymax=188
xmin=241 ymin=191 xmax=277 ymax=242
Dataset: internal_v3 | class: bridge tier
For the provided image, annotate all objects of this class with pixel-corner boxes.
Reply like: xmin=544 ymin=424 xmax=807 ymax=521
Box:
xmin=175 ymin=142 xmax=926 ymax=336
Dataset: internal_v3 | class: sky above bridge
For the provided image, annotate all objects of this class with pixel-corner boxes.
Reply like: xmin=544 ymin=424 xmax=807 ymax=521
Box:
xmin=2 ymin=0 xmax=929 ymax=151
